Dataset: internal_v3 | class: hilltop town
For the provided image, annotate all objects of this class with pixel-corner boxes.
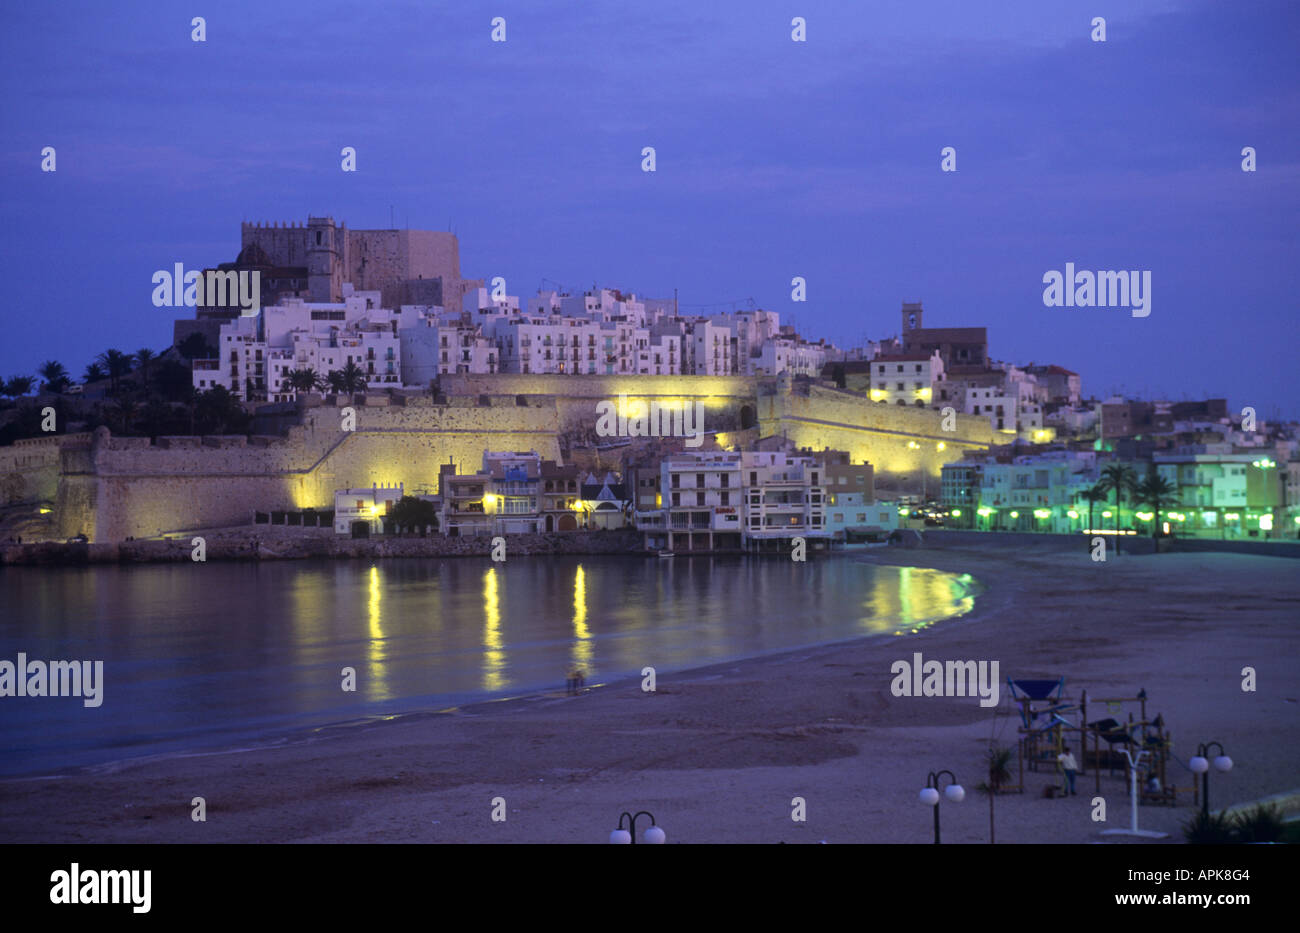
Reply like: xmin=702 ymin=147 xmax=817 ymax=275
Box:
xmin=1 ymin=217 xmax=1296 ymax=553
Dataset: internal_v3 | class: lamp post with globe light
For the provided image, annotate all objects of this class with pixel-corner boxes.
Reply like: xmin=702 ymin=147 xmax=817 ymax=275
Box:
xmin=1189 ymin=742 xmax=1233 ymax=817
xmin=919 ymin=770 xmax=965 ymax=844
xmin=609 ymin=810 xmax=665 ymax=845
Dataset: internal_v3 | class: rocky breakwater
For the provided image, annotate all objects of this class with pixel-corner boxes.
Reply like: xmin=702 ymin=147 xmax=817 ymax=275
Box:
xmin=1 ymin=528 xmax=645 ymax=565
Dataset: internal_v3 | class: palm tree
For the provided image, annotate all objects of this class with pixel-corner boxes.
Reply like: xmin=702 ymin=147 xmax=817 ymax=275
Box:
xmin=38 ymin=360 xmax=70 ymax=394
xmin=338 ymin=360 xmax=368 ymax=393
xmin=135 ymin=348 xmax=157 ymax=390
xmin=984 ymin=745 xmax=1015 ymax=844
xmin=286 ymin=368 xmax=321 ymax=394
xmin=3 ymin=375 xmax=35 ymax=398
xmin=1135 ymin=469 xmax=1178 ymax=542
xmin=83 ymin=361 xmax=107 ymax=384
xmin=1100 ymin=463 xmax=1137 ymax=555
xmin=326 ymin=370 xmax=347 ymax=394
xmin=97 ymin=349 xmax=135 ymax=396
xmin=113 ymin=396 xmax=138 ymax=435
xmin=1079 ymin=482 xmax=1108 ymax=535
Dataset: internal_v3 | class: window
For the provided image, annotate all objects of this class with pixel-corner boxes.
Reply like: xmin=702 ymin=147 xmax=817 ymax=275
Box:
xmin=696 ymin=492 xmax=705 ymax=506
xmin=671 ymin=493 xmax=680 ymax=507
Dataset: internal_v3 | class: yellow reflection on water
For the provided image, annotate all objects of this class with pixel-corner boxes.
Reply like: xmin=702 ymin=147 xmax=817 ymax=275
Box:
xmin=483 ymin=568 xmax=506 ymax=691
xmin=572 ymin=564 xmax=593 ymax=671
xmin=863 ymin=566 xmax=975 ymax=636
xmin=368 ymin=565 xmax=391 ymax=702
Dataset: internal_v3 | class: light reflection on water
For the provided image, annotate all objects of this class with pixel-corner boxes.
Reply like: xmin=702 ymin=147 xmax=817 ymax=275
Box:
xmin=0 ymin=556 xmax=977 ymax=776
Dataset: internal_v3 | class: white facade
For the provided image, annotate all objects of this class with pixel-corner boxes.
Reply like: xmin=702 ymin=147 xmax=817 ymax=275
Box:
xmin=870 ymin=351 xmax=945 ymax=408
xmin=334 ymin=483 xmax=404 ymax=534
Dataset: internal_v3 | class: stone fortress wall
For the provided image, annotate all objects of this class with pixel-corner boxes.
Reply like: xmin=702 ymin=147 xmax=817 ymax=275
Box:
xmin=758 ymin=382 xmax=993 ymax=482
xmin=50 ymin=397 xmax=562 ymax=542
xmin=3 ymin=377 xmax=993 ymax=543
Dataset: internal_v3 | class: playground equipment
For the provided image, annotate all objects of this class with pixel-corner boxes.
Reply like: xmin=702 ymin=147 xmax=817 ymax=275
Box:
xmin=1005 ymin=679 xmax=1187 ymax=804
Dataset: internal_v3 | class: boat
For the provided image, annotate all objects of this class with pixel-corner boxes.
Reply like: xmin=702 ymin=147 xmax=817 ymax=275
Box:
xmin=657 ymin=550 xmax=675 ymax=558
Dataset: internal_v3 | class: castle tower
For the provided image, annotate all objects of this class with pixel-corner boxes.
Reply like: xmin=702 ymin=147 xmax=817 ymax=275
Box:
xmin=307 ymin=216 xmax=342 ymax=301
xmin=902 ymin=301 xmax=924 ymax=333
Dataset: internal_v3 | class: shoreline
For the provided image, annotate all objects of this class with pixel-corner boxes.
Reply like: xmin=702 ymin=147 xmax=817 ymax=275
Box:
xmin=1 ymin=559 xmax=987 ymax=783
xmin=1 ymin=542 xmax=1296 ymax=843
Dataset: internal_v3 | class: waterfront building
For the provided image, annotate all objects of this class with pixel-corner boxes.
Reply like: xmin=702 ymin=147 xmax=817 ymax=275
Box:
xmin=333 ymin=483 xmax=404 ymax=535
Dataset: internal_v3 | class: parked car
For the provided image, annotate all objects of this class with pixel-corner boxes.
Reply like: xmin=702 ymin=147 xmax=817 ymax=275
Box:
xmin=66 ymin=534 xmax=88 ymax=544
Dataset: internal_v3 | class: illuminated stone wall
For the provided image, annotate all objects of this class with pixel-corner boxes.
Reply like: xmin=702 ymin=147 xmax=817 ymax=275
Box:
xmin=14 ymin=375 xmax=995 ymax=542
xmin=756 ymin=383 xmax=992 ymax=488
xmin=57 ymin=400 xmax=562 ymax=542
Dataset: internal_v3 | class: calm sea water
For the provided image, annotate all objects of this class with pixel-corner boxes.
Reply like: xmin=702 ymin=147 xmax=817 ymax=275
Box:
xmin=0 ymin=556 xmax=977 ymax=777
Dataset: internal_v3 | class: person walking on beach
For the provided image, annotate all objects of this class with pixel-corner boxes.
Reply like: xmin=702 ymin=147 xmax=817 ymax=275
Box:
xmin=1057 ymin=744 xmax=1079 ymax=796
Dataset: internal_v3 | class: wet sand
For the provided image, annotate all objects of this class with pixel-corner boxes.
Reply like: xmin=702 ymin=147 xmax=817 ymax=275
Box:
xmin=2 ymin=543 xmax=1297 ymax=843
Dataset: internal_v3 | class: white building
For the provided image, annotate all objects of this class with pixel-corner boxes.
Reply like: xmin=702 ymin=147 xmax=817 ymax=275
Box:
xmin=869 ymin=351 xmax=945 ymax=408
xmin=334 ymin=483 xmax=405 ymax=535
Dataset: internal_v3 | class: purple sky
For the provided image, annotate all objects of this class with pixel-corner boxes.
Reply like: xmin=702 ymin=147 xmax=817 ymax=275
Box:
xmin=1 ymin=0 xmax=1296 ymax=417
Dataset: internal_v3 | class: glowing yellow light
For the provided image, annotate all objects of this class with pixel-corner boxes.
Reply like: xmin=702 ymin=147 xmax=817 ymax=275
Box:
xmin=1010 ymin=511 xmax=1019 ymax=519
xmin=1136 ymin=511 xmax=1154 ymax=521
xmin=39 ymin=507 xmax=52 ymax=514
xmin=1102 ymin=510 xmax=1112 ymax=518
xmin=572 ymin=500 xmax=585 ymax=512
xmin=483 ymin=568 xmax=505 ymax=691
xmin=572 ymin=565 xmax=592 ymax=668
xmin=1260 ymin=515 xmax=1273 ymax=531
xmin=907 ymin=441 xmax=920 ymax=449
xmin=937 ymin=442 xmax=946 ymax=451
xmin=977 ymin=507 xmax=994 ymax=517
xmin=899 ymin=507 xmax=910 ymax=516
xmin=1067 ymin=509 xmax=1079 ymax=519
xmin=869 ymin=389 xmax=887 ymax=402
xmin=368 ymin=566 xmax=390 ymax=702
xmin=1034 ymin=509 xmax=1051 ymax=519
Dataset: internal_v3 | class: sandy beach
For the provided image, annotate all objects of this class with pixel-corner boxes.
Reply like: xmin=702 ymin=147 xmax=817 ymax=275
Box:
xmin=2 ymin=541 xmax=1297 ymax=844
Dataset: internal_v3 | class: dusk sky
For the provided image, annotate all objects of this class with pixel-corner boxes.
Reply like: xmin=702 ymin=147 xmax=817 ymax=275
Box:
xmin=1 ymin=0 xmax=1296 ymax=417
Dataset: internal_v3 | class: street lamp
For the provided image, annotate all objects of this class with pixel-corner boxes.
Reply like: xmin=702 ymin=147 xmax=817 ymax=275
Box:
xmin=919 ymin=770 xmax=965 ymax=844
xmin=1189 ymin=742 xmax=1233 ymax=817
xmin=609 ymin=810 xmax=665 ymax=844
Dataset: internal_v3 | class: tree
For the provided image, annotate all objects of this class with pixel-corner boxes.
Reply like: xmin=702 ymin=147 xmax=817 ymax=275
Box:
xmin=83 ymin=362 xmax=107 ymax=384
xmin=176 ymin=333 xmax=215 ymax=360
xmin=135 ymin=348 xmax=157 ymax=390
xmin=112 ymin=396 xmax=139 ymax=435
xmin=1135 ymin=468 xmax=1178 ymax=541
xmin=153 ymin=360 xmax=195 ymax=402
xmin=1079 ymin=482 xmax=1108 ymax=535
xmin=1100 ymin=463 xmax=1137 ymax=555
xmin=194 ymin=385 xmax=250 ymax=435
xmin=38 ymin=360 xmax=70 ymax=394
xmin=2 ymin=375 xmax=35 ymax=398
xmin=286 ymin=368 xmax=321 ymax=393
xmin=338 ymin=361 xmax=368 ymax=393
xmin=982 ymin=745 xmax=1015 ymax=844
xmin=96 ymin=349 xmax=135 ymax=396
xmin=388 ymin=496 xmax=439 ymax=536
